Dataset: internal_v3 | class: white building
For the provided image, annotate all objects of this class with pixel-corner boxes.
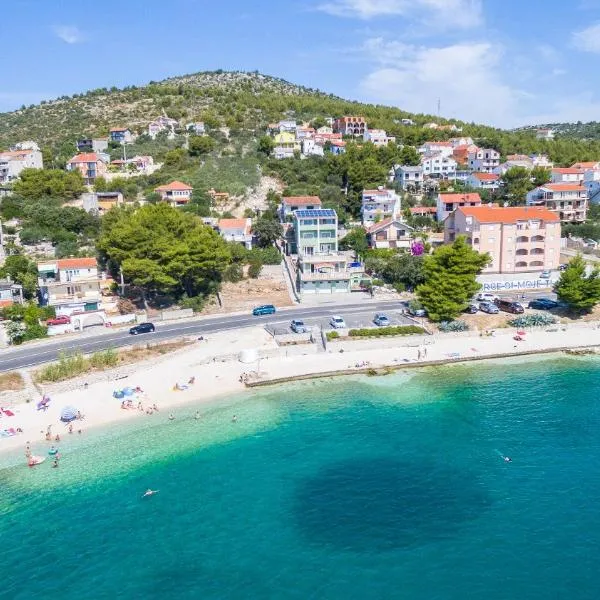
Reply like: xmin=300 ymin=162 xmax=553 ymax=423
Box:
xmin=148 ymin=116 xmax=179 ymax=139
xmin=449 ymin=137 xmax=474 ymax=148
xmin=536 ymin=128 xmax=555 ymax=140
xmin=278 ymin=120 xmax=297 ymax=133
xmin=418 ymin=141 xmax=454 ymax=157
xmin=0 ymin=145 xmax=43 ymax=182
xmin=394 ymin=165 xmax=423 ymax=190
xmin=468 ymin=148 xmax=501 ymax=172
xmin=467 ymin=172 xmax=500 ymax=191
xmin=363 ymin=129 xmax=395 ymax=147
xmin=526 ymin=183 xmax=588 ymax=222
xmin=186 ymin=122 xmax=205 ymax=135
xmin=301 ymin=138 xmax=324 ymax=157
xmin=361 ymin=188 xmax=401 ymax=224
xmin=421 ymin=153 xmax=457 ymax=179
xmin=217 ymin=218 xmax=253 ymax=250
xmin=551 ymin=168 xmax=584 ymax=184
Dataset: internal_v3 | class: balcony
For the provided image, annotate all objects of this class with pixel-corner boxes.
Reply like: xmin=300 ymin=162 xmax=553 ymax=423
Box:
xmin=299 ymin=271 xmax=351 ymax=282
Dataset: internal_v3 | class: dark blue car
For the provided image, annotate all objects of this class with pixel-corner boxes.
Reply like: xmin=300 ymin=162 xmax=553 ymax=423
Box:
xmin=528 ymin=298 xmax=558 ymax=310
xmin=252 ymin=305 xmax=276 ymax=316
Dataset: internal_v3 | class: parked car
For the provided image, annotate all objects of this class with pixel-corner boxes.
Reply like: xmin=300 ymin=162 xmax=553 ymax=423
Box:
xmin=528 ymin=298 xmax=558 ymax=310
xmin=479 ymin=301 xmax=499 ymax=314
xmin=494 ymin=298 xmax=524 ymax=314
xmin=476 ymin=292 xmax=498 ymax=302
xmin=47 ymin=315 xmax=71 ymax=326
xmin=408 ymin=306 xmax=426 ymax=317
xmin=373 ymin=313 xmax=390 ymax=327
xmin=465 ymin=304 xmax=479 ymax=314
xmin=129 ymin=322 xmax=155 ymax=335
xmin=329 ymin=315 xmax=347 ymax=329
xmin=558 ymin=264 xmax=568 ymax=271
xmin=290 ymin=319 xmax=307 ymax=333
xmin=540 ymin=270 xmax=552 ymax=279
xmin=252 ymin=304 xmax=276 ymax=316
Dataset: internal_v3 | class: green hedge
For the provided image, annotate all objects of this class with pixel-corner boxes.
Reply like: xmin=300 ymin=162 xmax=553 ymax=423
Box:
xmin=326 ymin=331 xmax=340 ymax=341
xmin=509 ymin=314 xmax=557 ymax=327
xmin=349 ymin=325 xmax=425 ymax=337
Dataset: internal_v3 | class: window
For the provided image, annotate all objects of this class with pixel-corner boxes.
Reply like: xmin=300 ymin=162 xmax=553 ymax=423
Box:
xmin=488 ymin=238 xmax=495 ymax=243
xmin=473 ymin=237 xmax=480 ymax=244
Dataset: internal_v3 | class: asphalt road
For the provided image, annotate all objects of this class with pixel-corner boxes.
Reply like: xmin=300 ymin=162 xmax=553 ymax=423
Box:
xmin=0 ymin=300 xmax=407 ymax=373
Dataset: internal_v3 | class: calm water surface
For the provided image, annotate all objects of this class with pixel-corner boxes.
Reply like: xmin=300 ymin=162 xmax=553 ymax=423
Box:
xmin=1 ymin=356 xmax=599 ymax=600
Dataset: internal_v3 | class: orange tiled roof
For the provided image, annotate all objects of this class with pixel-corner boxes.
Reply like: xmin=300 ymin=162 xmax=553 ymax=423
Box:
xmin=572 ymin=161 xmax=599 ymax=169
xmin=56 ymin=258 xmax=97 ymax=269
xmin=552 ymin=167 xmax=583 ymax=174
xmin=439 ymin=193 xmax=482 ymax=204
xmin=69 ymin=152 xmax=103 ymax=164
xmin=410 ymin=206 xmax=437 ymax=214
xmin=110 ymin=127 xmax=129 ymax=132
xmin=542 ymin=183 xmax=586 ymax=192
xmin=155 ymin=181 xmax=193 ymax=191
xmin=458 ymin=205 xmax=559 ymax=224
xmin=282 ymin=196 xmax=322 ymax=206
xmin=218 ymin=218 xmax=251 ymax=232
xmin=471 ymin=172 xmax=499 ymax=181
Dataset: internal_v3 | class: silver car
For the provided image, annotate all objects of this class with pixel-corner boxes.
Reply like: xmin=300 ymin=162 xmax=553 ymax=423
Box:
xmin=479 ymin=301 xmax=499 ymax=314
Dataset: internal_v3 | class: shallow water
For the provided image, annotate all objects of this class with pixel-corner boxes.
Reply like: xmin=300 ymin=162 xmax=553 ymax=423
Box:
xmin=1 ymin=357 xmax=599 ymax=599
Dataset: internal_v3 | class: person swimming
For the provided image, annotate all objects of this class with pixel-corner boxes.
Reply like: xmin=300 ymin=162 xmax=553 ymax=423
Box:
xmin=142 ymin=489 xmax=159 ymax=498
xmin=504 ymin=456 xmax=512 ymax=462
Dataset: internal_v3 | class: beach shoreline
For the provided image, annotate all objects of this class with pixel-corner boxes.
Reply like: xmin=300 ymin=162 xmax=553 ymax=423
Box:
xmin=2 ymin=323 xmax=600 ymax=461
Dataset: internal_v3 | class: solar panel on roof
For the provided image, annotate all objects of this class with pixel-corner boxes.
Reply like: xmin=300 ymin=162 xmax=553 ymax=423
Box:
xmin=295 ymin=209 xmax=336 ymax=217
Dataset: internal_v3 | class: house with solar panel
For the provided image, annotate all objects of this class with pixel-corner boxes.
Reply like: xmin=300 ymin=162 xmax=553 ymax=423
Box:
xmin=292 ymin=209 xmax=369 ymax=294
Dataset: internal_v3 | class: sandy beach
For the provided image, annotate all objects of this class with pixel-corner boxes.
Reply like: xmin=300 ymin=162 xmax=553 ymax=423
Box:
xmin=2 ymin=321 xmax=600 ymax=459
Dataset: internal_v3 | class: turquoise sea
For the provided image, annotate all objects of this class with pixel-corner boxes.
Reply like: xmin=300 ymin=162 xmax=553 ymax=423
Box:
xmin=1 ymin=356 xmax=600 ymax=599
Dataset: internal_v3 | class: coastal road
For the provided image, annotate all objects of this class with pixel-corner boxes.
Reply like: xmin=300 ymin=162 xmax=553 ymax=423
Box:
xmin=0 ymin=300 xmax=407 ymax=373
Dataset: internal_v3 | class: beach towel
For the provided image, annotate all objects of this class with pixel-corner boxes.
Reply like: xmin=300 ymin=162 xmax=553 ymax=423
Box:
xmin=2 ymin=409 xmax=15 ymax=417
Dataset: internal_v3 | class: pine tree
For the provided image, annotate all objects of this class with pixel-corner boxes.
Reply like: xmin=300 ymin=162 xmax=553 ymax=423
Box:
xmin=554 ymin=255 xmax=600 ymax=312
xmin=416 ymin=236 xmax=489 ymax=322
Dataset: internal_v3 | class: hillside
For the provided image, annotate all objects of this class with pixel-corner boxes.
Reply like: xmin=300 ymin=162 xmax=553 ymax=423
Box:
xmin=515 ymin=121 xmax=600 ymax=141
xmin=0 ymin=70 xmax=475 ymax=151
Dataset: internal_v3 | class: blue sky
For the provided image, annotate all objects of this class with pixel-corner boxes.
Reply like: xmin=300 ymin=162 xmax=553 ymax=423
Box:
xmin=3 ymin=0 xmax=600 ymax=128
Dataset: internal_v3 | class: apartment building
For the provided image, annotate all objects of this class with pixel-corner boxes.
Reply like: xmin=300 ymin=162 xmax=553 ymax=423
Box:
xmin=37 ymin=258 xmax=102 ymax=314
xmin=109 ymin=128 xmax=133 ymax=143
xmin=148 ymin=116 xmax=179 ymax=138
xmin=526 ymin=183 xmax=588 ymax=222
xmin=418 ymin=141 xmax=454 ymax=157
xmin=445 ymin=205 xmax=560 ymax=274
xmin=467 ymin=172 xmax=500 ymax=191
xmin=421 ymin=153 xmax=457 ymax=179
xmin=436 ymin=192 xmax=482 ymax=223
xmin=363 ymin=129 xmax=395 ymax=146
xmin=394 ymin=165 xmax=423 ymax=190
xmin=551 ymin=168 xmax=584 ymax=184
xmin=333 ymin=116 xmax=367 ymax=136
xmin=366 ymin=218 xmax=414 ymax=249
xmin=0 ymin=280 xmax=24 ymax=307
xmin=280 ymin=196 xmax=322 ymax=222
xmin=66 ymin=153 xmax=108 ymax=185
xmin=0 ymin=145 xmax=43 ymax=183
xmin=361 ymin=188 xmax=401 ymax=224
xmin=468 ymin=148 xmax=500 ymax=172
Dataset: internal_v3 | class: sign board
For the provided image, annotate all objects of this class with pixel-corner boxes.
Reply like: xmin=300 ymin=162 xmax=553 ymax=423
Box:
xmin=479 ymin=277 xmax=558 ymax=292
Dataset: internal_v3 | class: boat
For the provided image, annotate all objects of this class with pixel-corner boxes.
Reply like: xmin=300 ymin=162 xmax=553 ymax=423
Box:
xmin=28 ymin=456 xmax=46 ymax=467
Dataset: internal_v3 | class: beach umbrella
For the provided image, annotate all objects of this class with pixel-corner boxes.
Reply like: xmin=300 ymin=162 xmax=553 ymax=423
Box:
xmin=122 ymin=387 xmax=135 ymax=396
xmin=113 ymin=390 xmax=125 ymax=399
xmin=60 ymin=406 xmax=78 ymax=422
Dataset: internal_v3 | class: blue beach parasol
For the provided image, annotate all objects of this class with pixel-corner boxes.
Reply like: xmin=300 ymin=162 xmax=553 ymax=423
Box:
xmin=60 ymin=406 xmax=78 ymax=422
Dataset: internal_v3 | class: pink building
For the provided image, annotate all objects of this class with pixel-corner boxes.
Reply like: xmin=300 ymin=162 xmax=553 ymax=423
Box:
xmin=437 ymin=192 xmax=482 ymax=223
xmin=66 ymin=153 xmax=108 ymax=185
xmin=445 ymin=205 xmax=561 ymax=274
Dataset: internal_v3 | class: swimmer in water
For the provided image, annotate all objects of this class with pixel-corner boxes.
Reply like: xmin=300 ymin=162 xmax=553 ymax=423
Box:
xmin=142 ymin=489 xmax=159 ymax=498
xmin=504 ymin=456 xmax=512 ymax=462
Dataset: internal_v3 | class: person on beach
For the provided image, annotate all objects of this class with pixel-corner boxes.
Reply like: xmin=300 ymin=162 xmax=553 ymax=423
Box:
xmin=45 ymin=432 xmax=52 ymax=441
xmin=417 ymin=348 xmax=421 ymax=361
xmin=55 ymin=434 xmax=60 ymax=442
xmin=153 ymin=403 xmax=159 ymax=412
xmin=68 ymin=424 xmax=73 ymax=434
xmin=232 ymin=415 xmax=238 ymax=423
xmin=188 ymin=376 xmax=195 ymax=385
xmin=137 ymin=402 xmax=143 ymax=411
xmin=168 ymin=413 xmax=175 ymax=421
xmin=423 ymin=347 xmax=428 ymax=359
xmin=84 ymin=382 xmax=88 ymax=390
xmin=195 ymin=411 xmax=200 ymax=420
xmin=52 ymin=457 xmax=59 ymax=468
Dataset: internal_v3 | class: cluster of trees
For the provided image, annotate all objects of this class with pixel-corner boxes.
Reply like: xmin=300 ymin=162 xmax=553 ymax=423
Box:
xmin=497 ymin=166 xmax=551 ymax=205
xmin=97 ymin=203 xmax=231 ymax=307
xmin=554 ymin=255 xmax=600 ymax=312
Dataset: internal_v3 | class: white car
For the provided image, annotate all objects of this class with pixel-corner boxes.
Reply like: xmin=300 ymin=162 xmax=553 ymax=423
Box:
xmin=476 ymin=292 xmax=498 ymax=302
xmin=329 ymin=315 xmax=347 ymax=329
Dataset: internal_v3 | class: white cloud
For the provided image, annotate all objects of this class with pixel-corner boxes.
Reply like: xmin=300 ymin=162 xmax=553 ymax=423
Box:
xmin=572 ymin=22 xmax=600 ymax=53
xmin=317 ymin=0 xmax=482 ymax=28
xmin=53 ymin=25 xmax=85 ymax=44
xmin=359 ymin=39 xmax=520 ymax=126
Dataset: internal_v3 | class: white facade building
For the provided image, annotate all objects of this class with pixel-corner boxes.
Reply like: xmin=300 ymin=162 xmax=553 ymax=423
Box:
xmin=0 ymin=145 xmax=43 ymax=183
xmin=418 ymin=141 xmax=454 ymax=157
xmin=421 ymin=153 xmax=457 ymax=178
xmin=551 ymin=168 xmax=584 ymax=184
xmin=363 ymin=129 xmax=395 ymax=146
xmin=394 ymin=165 xmax=423 ymax=190
xmin=468 ymin=148 xmax=501 ymax=172
xmin=361 ymin=188 xmax=401 ymax=224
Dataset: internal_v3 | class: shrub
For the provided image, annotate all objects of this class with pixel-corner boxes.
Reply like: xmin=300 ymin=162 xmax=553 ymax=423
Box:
xmin=439 ymin=320 xmax=469 ymax=332
xmin=326 ymin=331 xmax=340 ymax=341
xmin=509 ymin=314 xmax=557 ymax=327
xmin=372 ymin=278 xmax=385 ymax=287
xmin=248 ymin=260 xmax=263 ymax=279
xmin=393 ymin=282 xmax=406 ymax=293
xmin=36 ymin=348 xmax=119 ymax=382
xmin=409 ymin=299 xmax=424 ymax=312
xmin=224 ymin=263 xmax=243 ymax=282
xmin=348 ymin=325 xmax=425 ymax=337
xmin=179 ymin=294 xmax=206 ymax=313
xmin=247 ymin=246 xmax=281 ymax=265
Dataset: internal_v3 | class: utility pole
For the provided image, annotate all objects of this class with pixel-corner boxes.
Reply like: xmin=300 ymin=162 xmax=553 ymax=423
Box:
xmin=437 ymin=98 xmax=441 ymax=118
xmin=119 ymin=266 xmax=126 ymax=296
